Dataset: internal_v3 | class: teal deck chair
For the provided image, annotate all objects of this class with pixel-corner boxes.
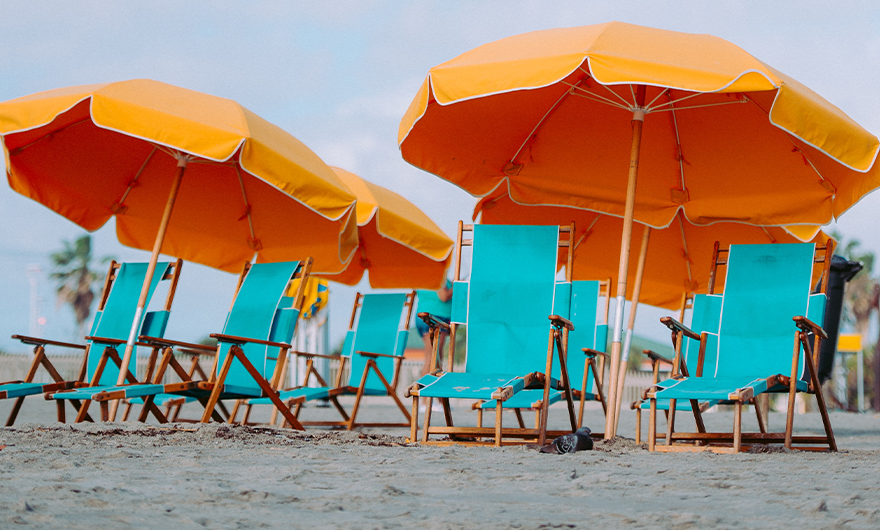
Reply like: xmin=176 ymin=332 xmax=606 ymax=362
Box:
xmin=62 ymin=260 xmax=311 ymax=430
xmin=648 ymin=242 xmax=836 ymax=453
xmin=247 ymin=291 xmax=415 ymax=430
xmin=23 ymin=260 xmax=181 ymax=424
xmin=408 ymin=223 xmax=579 ymax=447
xmin=475 ymin=279 xmax=610 ymax=437
xmin=632 ymin=293 xmax=722 ymax=444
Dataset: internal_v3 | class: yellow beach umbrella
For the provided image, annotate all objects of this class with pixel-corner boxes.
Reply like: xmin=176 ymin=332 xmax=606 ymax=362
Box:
xmin=476 ymin=189 xmax=830 ymax=431
xmin=0 ymin=79 xmax=359 ymax=411
xmin=399 ymin=22 xmax=879 ymax=437
xmin=320 ymin=167 xmax=454 ymax=289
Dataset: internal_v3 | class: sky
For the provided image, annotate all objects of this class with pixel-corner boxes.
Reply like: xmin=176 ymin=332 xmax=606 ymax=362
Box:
xmin=0 ymin=1 xmax=878 ymax=354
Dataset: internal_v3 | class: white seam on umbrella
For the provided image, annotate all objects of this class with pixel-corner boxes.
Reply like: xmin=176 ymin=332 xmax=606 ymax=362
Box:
xmin=369 ymin=212 xmax=455 ymax=262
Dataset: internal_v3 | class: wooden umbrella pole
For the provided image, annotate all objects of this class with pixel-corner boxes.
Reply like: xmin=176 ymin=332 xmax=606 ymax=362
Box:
xmin=613 ymin=226 xmax=650 ymax=433
xmin=108 ymin=158 xmax=187 ymax=421
xmin=604 ymin=85 xmax=646 ymax=440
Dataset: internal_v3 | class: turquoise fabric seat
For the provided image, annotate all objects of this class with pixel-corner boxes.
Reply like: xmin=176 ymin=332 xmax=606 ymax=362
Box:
xmin=653 ymin=244 xmax=824 ymax=404
xmin=413 ymin=225 xmax=564 ymax=404
xmin=478 ymin=280 xmax=607 ymax=410
xmin=248 ymin=292 xmax=413 ymax=430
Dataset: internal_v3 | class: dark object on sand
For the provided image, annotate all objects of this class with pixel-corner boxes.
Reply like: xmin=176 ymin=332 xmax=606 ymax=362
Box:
xmin=540 ymin=427 xmax=593 ymax=454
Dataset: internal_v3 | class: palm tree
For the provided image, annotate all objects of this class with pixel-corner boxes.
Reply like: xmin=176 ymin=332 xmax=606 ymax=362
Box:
xmin=49 ymin=235 xmax=106 ymax=338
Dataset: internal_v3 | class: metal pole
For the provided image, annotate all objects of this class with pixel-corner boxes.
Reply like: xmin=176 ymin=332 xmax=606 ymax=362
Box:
xmin=613 ymin=226 xmax=650 ymax=433
xmin=108 ymin=157 xmax=187 ymax=421
xmin=605 ymin=85 xmax=646 ymax=440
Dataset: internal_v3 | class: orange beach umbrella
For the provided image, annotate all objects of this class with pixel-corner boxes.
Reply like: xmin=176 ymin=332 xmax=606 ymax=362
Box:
xmin=399 ymin=22 xmax=879 ymax=437
xmin=320 ymin=167 xmax=454 ymax=289
xmin=0 ymin=79 xmax=359 ymax=410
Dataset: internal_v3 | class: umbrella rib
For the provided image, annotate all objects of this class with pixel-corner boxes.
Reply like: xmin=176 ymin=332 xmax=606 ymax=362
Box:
xmin=646 ymin=91 xmax=707 ymax=112
xmin=577 ymin=68 xmax=634 ymax=109
xmin=114 ymin=146 xmax=158 ymax=210
xmin=567 ymin=89 xmax=631 ymax=111
xmin=761 ymin=227 xmax=778 ymax=243
xmin=234 ymin=166 xmax=258 ymax=244
xmin=677 ymin=213 xmax=694 ymax=286
xmin=649 ymin=98 xmax=749 ymax=113
xmin=645 ymin=88 xmax=671 ymax=110
xmin=508 ymin=87 xmax=574 ymax=167
xmin=746 ymin=97 xmax=837 ymax=194
xmin=667 ymin=92 xmax=687 ymax=191
xmin=10 ymin=117 xmax=91 ymax=155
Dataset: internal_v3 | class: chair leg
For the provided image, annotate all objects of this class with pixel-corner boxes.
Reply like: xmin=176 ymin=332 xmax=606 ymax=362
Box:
xmin=228 ymin=400 xmax=242 ymax=424
xmin=241 ymin=404 xmax=253 ymax=425
xmin=514 ymin=409 xmax=525 ymax=429
xmin=421 ymin=396 xmax=433 ymax=444
xmin=648 ymin=398 xmax=657 ymax=452
xmin=754 ymin=398 xmax=767 ymax=434
xmin=494 ymin=400 xmax=503 ymax=448
xmin=733 ymin=401 xmax=743 ymax=453
xmin=476 ymin=407 xmax=483 ymax=428
xmin=634 ymin=407 xmax=641 ymax=444
xmin=665 ymin=399 xmax=677 ymax=446
xmin=6 ymin=396 xmax=26 ymax=427
xmin=56 ymin=400 xmax=66 ymax=423
xmin=100 ymin=401 xmax=109 ymax=422
xmin=410 ymin=395 xmax=419 ymax=442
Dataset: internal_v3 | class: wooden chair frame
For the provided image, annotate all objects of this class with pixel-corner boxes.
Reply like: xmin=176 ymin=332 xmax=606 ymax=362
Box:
xmin=76 ymin=259 xmax=312 ymax=429
xmin=470 ymin=278 xmax=612 ymax=437
xmin=647 ymin=241 xmax=837 ymax=453
xmin=43 ymin=259 xmax=184 ymax=424
xmin=270 ymin=291 xmax=416 ymax=430
xmin=408 ymin=222 xmax=579 ymax=447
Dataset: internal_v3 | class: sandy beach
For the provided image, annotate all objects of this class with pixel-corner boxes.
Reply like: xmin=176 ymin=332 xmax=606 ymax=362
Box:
xmin=1 ymin=397 xmax=879 ymax=529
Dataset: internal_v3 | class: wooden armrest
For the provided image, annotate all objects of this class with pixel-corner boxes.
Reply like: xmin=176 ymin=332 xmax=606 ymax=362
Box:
xmin=292 ymin=350 xmax=342 ymax=361
xmin=659 ymin=317 xmax=701 ymax=341
xmin=582 ymin=348 xmax=609 ymax=359
xmin=355 ymin=350 xmax=404 ymax=360
xmin=643 ymin=349 xmax=673 ymax=364
xmin=549 ymin=315 xmax=574 ymax=331
xmin=138 ymin=336 xmax=216 ymax=352
xmin=178 ymin=348 xmax=215 ymax=357
xmin=12 ymin=335 xmax=87 ymax=350
xmin=793 ymin=316 xmax=828 ymax=339
xmin=210 ymin=333 xmax=291 ymax=349
xmin=86 ymin=336 xmax=156 ymax=349
xmin=418 ymin=312 xmax=450 ymax=331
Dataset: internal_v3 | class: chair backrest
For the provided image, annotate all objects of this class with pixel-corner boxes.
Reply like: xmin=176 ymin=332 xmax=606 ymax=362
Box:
xmin=87 ymin=261 xmax=175 ymax=386
xmin=682 ymin=293 xmax=722 ymax=377
xmin=456 ymin=224 xmax=562 ymax=375
xmin=340 ymin=292 xmax=412 ymax=392
xmin=214 ymin=261 xmax=304 ymax=394
xmin=552 ymin=280 xmax=609 ymax=393
xmin=713 ymin=244 xmax=823 ymax=380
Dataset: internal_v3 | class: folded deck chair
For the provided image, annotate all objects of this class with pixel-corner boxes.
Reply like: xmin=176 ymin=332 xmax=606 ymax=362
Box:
xmin=474 ymin=279 xmax=611 ymax=438
xmin=647 ymin=242 xmax=836 ymax=453
xmin=65 ymin=260 xmax=313 ymax=429
xmin=631 ymin=293 xmax=723 ymax=444
xmin=408 ymin=223 xmax=579 ymax=447
xmin=8 ymin=260 xmax=181 ymax=425
xmin=246 ymin=291 xmax=415 ymax=430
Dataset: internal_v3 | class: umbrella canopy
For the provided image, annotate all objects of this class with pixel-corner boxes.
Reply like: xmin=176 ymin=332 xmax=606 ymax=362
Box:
xmin=399 ymin=21 xmax=879 ymax=228
xmin=0 ymin=79 xmax=359 ymax=273
xmin=475 ymin=190 xmax=829 ymax=310
xmin=0 ymin=79 xmax=359 ymax=406
xmin=398 ymin=22 xmax=878 ymax=437
xmin=320 ymin=167 xmax=453 ymax=289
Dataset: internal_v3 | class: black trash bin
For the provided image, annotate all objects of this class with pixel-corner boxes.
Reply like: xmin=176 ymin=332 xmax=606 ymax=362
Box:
xmin=817 ymin=254 xmax=863 ymax=384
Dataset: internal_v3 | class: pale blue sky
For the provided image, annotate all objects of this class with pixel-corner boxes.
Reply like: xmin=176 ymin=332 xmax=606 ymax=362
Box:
xmin=0 ymin=1 xmax=878 ymax=352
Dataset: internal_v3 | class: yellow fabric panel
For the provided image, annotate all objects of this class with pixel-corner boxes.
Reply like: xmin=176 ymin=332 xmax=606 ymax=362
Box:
xmin=837 ymin=334 xmax=862 ymax=353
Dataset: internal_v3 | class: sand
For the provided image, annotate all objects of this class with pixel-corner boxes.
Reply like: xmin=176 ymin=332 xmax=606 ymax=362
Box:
xmin=1 ymin=398 xmax=879 ymax=529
